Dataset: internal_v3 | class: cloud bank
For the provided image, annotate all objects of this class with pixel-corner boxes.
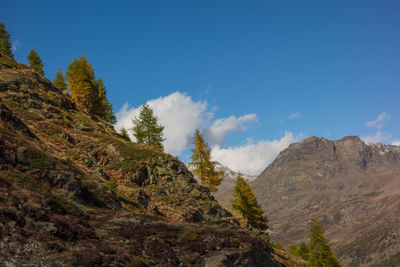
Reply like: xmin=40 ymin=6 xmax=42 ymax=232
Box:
xmin=210 ymin=132 xmax=296 ymax=176
xmin=116 ymin=91 xmax=299 ymax=175
xmin=362 ymin=112 xmax=399 ymax=145
xmin=366 ymin=112 xmax=390 ymax=129
xmin=392 ymin=141 xmax=400 ymax=146
xmin=203 ymin=114 xmax=258 ymax=146
xmin=115 ymin=92 xmax=208 ymax=156
xmin=115 ymin=91 xmax=262 ymax=157
xmin=362 ymin=131 xmax=391 ymax=144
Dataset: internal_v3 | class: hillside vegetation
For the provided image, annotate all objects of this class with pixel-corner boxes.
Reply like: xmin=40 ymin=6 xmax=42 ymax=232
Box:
xmin=0 ymin=53 xmax=285 ymax=266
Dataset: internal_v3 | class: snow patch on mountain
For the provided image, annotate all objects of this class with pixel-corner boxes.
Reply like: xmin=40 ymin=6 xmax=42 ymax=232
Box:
xmin=187 ymin=162 xmax=256 ymax=182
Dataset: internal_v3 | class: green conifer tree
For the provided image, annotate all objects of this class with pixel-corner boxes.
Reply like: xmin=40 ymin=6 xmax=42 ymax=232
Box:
xmin=232 ymin=173 xmax=268 ymax=230
xmin=307 ymin=216 xmax=341 ymax=267
xmin=131 ymin=104 xmax=165 ymax=150
xmin=0 ymin=23 xmax=13 ymax=57
xmin=189 ymin=130 xmax=224 ymax=192
xmin=120 ymin=127 xmax=131 ymax=141
xmin=92 ymin=78 xmax=116 ymax=123
xmin=299 ymin=242 xmax=311 ymax=261
xmin=27 ymin=49 xmax=44 ymax=75
xmin=53 ymin=68 xmax=67 ymax=91
xmin=288 ymin=243 xmax=298 ymax=255
xmin=288 ymin=242 xmax=310 ymax=261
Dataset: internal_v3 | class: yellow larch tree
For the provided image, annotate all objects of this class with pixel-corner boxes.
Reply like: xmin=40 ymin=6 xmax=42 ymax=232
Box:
xmin=189 ymin=129 xmax=224 ymax=192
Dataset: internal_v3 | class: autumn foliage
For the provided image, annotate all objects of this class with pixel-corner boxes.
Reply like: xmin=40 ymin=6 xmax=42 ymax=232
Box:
xmin=189 ymin=130 xmax=224 ymax=192
xmin=66 ymin=56 xmax=115 ymax=123
xmin=231 ymin=173 xmax=268 ymax=230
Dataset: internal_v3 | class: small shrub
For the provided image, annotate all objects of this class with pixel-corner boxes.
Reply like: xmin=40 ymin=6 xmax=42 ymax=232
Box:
xmin=107 ymin=159 xmax=139 ymax=171
xmin=106 ymin=177 xmax=118 ymax=192
xmin=272 ymin=241 xmax=284 ymax=250
xmin=26 ymin=145 xmax=50 ymax=170
xmin=50 ymin=134 xmax=73 ymax=147
xmin=45 ymin=91 xmax=58 ymax=102
xmin=251 ymin=230 xmax=270 ymax=245
xmin=4 ymin=171 xmax=82 ymax=216
xmin=120 ymin=128 xmax=131 ymax=141
xmin=154 ymin=187 xmax=167 ymax=196
xmin=26 ymin=108 xmax=44 ymax=119
xmin=5 ymin=171 xmax=46 ymax=193
xmin=132 ymin=255 xmax=147 ymax=265
xmin=182 ymin=231 xmax=198 ymax=241
xmin=202 ymin=199 xmax=214 ymax=208
xmin=103 ymin=136 xmax=159 ymax=162
xmin=288 ymin=242 xmax=310 ymax=261
xmin=49 ymin=196 xmax=82 ymax=217
xmin=232 ymin=237 xmax=240 ymax=243
xmin=116 ymin=191 xmax=142 ymax=209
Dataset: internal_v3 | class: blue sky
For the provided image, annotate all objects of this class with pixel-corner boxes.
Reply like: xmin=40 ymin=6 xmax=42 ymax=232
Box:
xmin=2 ymin=0 xmax=400 ymax=174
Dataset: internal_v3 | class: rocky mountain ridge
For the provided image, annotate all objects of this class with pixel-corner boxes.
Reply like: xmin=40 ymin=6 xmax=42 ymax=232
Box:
xmin=252 ymin=136 xmax=400 ymax=266
xmin=0 ymin=53 xmax=284 ymax=266
xmin=214 ymin=162 xmax=257 ymax=181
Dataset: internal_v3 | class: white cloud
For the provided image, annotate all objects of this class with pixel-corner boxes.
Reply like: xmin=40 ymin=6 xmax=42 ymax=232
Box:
xmin=115 ymin=91 xmax=295 ymax=175
xmin=116 ymin=91 xmax=260 ymax=157
xmin=203 ymin=114 xmax=258 ymax=146
xmin=392 ymin=141 xmax=400 ymax=146
xmin=288 ymin=112 xmax=300 ymax=120
xmin=11 ymin=39 xmax=21 ymax=53
xmin=366 ymin=113 xmax=390 ymax=129
xmin=115 ymin=92 xmax=208 ymax=156
xmin=210 ymin=132 xmax=297 ymax=176
xmin=362 ymin=131 xmax=391 ymax=144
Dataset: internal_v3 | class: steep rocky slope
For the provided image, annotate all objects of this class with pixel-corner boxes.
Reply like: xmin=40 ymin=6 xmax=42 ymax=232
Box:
xmin=0 ymin=54 xmax=283 ymax=266
xmin=252 ymin=136 xmax=400 ymax=266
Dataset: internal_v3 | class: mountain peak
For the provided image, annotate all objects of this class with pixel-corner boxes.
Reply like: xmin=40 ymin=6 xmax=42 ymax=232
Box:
xmin=214 ymin=162 xmax=257 ymax=181
xmin=250 ymin=135 xmax=400 ymax=266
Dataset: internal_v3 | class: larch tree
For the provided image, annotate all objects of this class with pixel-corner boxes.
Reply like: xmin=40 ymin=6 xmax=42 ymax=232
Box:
xmin=189 ymin=130 xmax=224 ymax=192
xmin=307 ymin=216 xmax=341 ymax=267
xmin=66 ymin=56 xmax=115 ymax=123
xmin=27 ymin=49 xmax=44 ymax=75
xmin=131 ymin=104 xmax=165 ymax=150
xmin=53 ymin=68 xmax=67 ymax=91
xmin=66 ymin=55 xmax=96 ymax=110
xmin=91 ymin=78 xmax=116 ymax=123
xmin=231 ymin=173 xmax=268 ymax=230
xmin=0 ymin=22 xmax=13 ymax=57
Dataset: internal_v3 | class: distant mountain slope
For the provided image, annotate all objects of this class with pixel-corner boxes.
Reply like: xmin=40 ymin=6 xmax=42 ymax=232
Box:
xmin=188 ymin=162 xmax=256 ymax=210
xmin=213 ymin=162 xmax=257 ymax=210
xmin=0 ymin=53 xmax=283 ymax=266
xmin=214 ymin=162 xmax=257 ymax=182
xmin=252 ymin=136 xmax=400 ymax=266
